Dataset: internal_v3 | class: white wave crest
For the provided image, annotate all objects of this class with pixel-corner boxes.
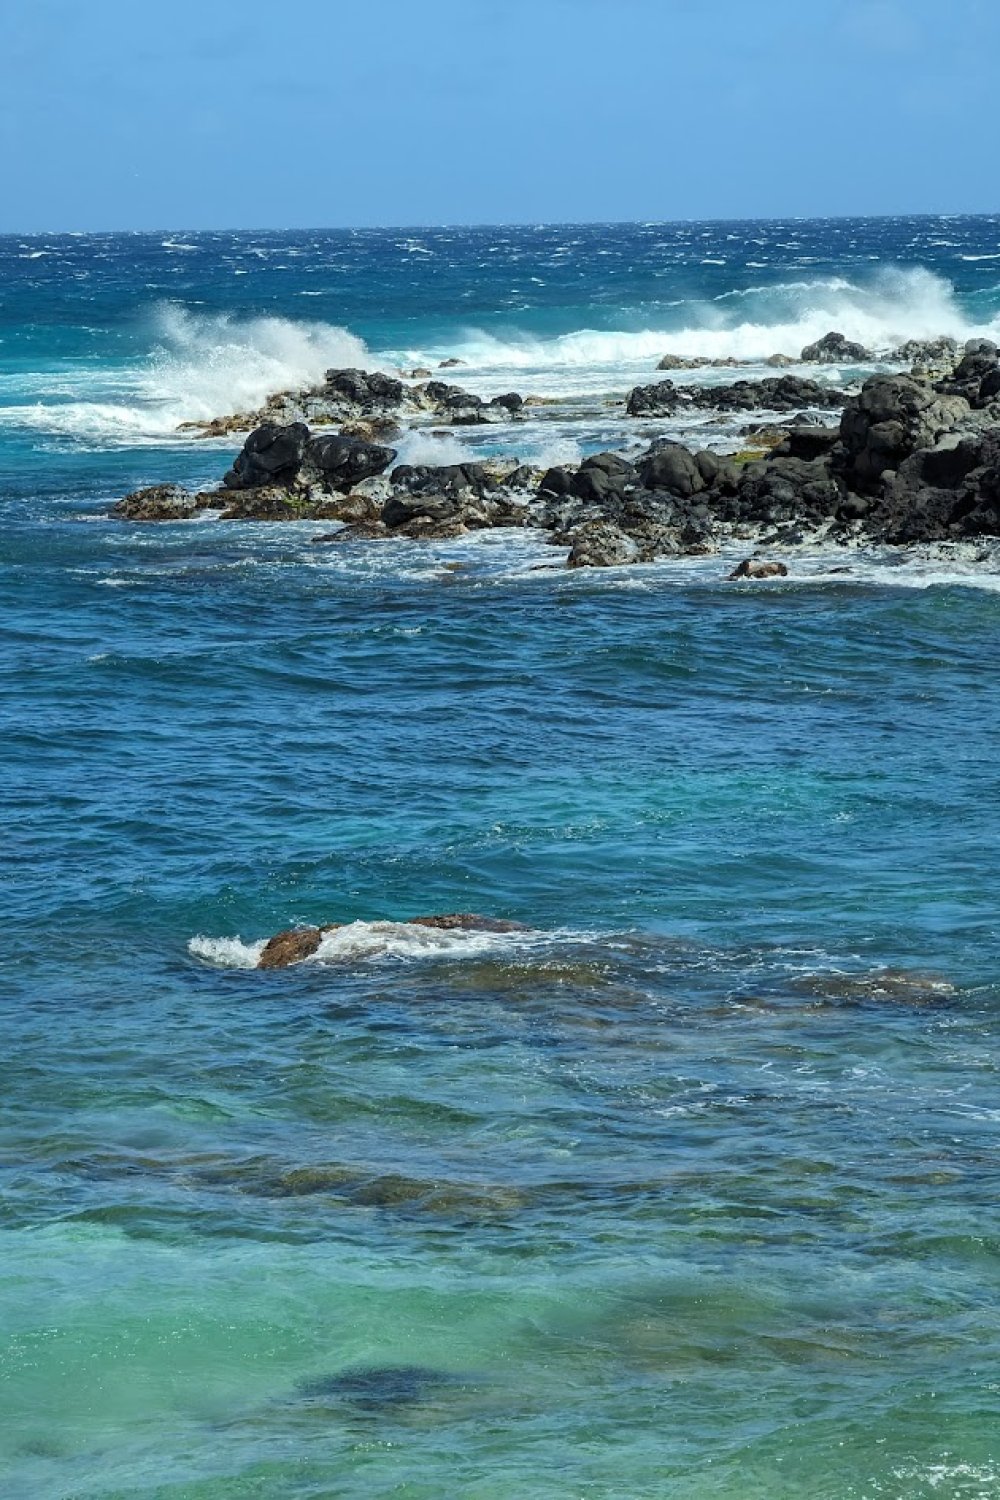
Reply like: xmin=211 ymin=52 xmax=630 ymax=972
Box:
xmin=393 ymin=431 xmax=481 ymax=467
xmin=0 ymin=303 xmax=372 ymax=446
xmin=394 ymin=268 xmax=1000 ymax=394
xmin=188 ymin=935 xmax=267 ymax=969
xmin=312 ymin=920 xmax=537 ymax=963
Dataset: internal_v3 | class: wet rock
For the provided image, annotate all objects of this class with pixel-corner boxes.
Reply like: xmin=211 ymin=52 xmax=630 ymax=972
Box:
xmin=218 ymin=486 xmax=316 ymax=521
xmin=224 ymin=422 xmax=311 ymax=489
xmin=306 ymin=433 xmax=397 ymax=490
xmin=789 ymin=967 xmax=956 ymax=1007
xmin=656 ymin=353 xmax=711 ymax=371
xmin=626 ymin=379 xmax=679 ymax=417
xmin=874 ymin=427 xmax=1000 ymax=544
xmin=636 ymin=441 xmax=705 ymax=497
xmin=887 ymin=336 xmax=959 ymax=372
xmin=800 ymin=331 xmax=873 ymax=364
xmin=570 ymin=452 xmax=635 ymax=504
xmin=316 ymin=521 xmax=392 ymax=542
xmin=773 ymin=425 xmax=843 ymax=461
xmin=696 ymin=375 xmax=847 ymax=414
xmin=727 ymin=558 xmax=789 ymax=579
xmin=936 ymin=342 xmax=1000 ymax=406
xmin=765 ymin=353 xmax=798 ymax=367
xmin=566 ymin=520 xmax=641 ymax=568
xmin=627 ymin=375 xmax=846 ymax=420
xmin=322 ymin=368 xmax=406 ymax=409
xmin=258 ymin=926 xmax=334 ymax=969
xmin=113 ymin=484 xmax=201 ymax=521
xmin=438 ymin=357 xmax=466 ymax=369
xmin=838 ymin=374 xmax=971 ymax=491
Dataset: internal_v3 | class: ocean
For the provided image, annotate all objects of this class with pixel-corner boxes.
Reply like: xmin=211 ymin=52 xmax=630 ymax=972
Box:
xmin=2 ymin=217 xmax=1000 ymax=1498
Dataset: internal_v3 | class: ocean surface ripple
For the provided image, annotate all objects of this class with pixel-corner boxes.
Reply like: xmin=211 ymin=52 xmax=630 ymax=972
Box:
xmin=2 ymin=219 xmax=1000 ymax=1499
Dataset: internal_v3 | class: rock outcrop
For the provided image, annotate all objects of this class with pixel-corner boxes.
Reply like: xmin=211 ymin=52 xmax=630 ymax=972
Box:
xmin=179 ymin=366 xmax=526 ymax=439
xmin=626 ymin=374 xmax=847 ymax=418
xmin=800 ymin=331 xmax=873 ymax=364
xmin=121 ymin=359 xmax=1000 ymax=568
xmin=838 ymin=375 xmax=971 ymax=492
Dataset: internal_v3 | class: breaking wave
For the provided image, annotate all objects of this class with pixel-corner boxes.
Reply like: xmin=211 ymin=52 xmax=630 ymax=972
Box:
xmin=0 ymin=304 xmax=372 ymax=447
xmin=398 ymin=267 xmax=1000 ymax=379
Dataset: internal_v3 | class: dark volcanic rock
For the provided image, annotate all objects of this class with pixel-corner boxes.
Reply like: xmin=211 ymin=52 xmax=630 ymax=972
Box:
xmin=257 ymin=913 xmax=526 ymax=968
xmin=801 ymin=331 xmax=872 ymax=364
xmin=566 ymin=520 xmax=641 ymax=568
xmin=888 ymin=336 xmax=959 ymax=370
xmin=570 ymin=452 xmax=635 ymax=504
xmin=936 ymin=342 xmax=1000 ymax=406
xmin=873 ymin=428 xmax=1000 ymax=543
xmin=636 ymin=441 xmax=705 ymax=497
xmin=322 ymin=368 xmax=406 ymax=409
xmin=626 ymin=375 xmax=845 ymax=420
xmin=218 ymin=486 xmax=316 ymax=521
xmin=774 ymin=425 xmax=843 ymax=461
xmin=838 ymin=375 xmax=971 ymax=491
xmin=306 ymin=433 xmax=397 ymax=490
xmin=382 ymin=461 xmax=503 ymax=530
xmin=695 ymin=376 xmax=846 ymax=413
xmin=626 ymin=380 xmax=679 ymax=417
xmin=728 ymin=558 xmax=789 ymax=579
xmin=405 ymin=913 xmax=527 ymax=932
xmin=225 ymin=422 xmax=311 ymax=489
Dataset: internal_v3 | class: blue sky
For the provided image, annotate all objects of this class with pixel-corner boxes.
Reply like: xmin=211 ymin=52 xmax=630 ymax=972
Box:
xmin=4 ymin=0 xmax=999 ymax=231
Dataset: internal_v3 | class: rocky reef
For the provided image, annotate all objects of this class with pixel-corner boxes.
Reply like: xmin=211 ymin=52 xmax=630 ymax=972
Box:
xmin=114 ymin=337 xmax=1000 ymax=569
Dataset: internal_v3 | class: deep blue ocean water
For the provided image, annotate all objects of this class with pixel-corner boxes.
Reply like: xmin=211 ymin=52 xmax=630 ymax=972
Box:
xmin=2 ymin=218 xmax=1000 ymax=1498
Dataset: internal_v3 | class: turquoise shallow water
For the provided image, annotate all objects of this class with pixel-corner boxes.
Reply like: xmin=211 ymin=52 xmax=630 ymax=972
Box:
xmin=2 ymin=221 xmax=1000 ymax=1497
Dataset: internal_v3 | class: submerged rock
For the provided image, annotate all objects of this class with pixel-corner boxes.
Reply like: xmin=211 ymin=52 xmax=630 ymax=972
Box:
xmin=297 ymin=1365 xmax=458 ymax=1411
xmin=790 ymin=967 xmax=957 ymax=1007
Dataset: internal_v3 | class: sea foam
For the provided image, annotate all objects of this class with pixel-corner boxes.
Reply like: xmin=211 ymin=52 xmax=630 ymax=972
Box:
xmin=390 ymin=267 xmax=1000 ymax=394
xmin=0 ymin=303 xmax=373 ymax=447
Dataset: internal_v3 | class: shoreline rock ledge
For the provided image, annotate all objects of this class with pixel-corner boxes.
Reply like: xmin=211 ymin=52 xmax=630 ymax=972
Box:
xmin=114 ymin=347 xmax=1000 ymax=567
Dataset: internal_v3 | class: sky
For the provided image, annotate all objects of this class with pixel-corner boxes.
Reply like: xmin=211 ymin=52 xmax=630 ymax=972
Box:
xmin=3 ymin=0 xmax=999 ymax=232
